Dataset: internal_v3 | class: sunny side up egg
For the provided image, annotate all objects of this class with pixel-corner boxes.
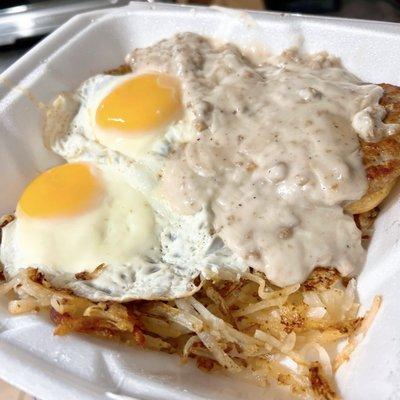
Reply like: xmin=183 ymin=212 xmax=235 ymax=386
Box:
xmin=13 ymin=162 xmax=155 ymax=273
xmin=1 ymin=71 xmax=246 ymax=302
xmin=75 ymin=72 xmax=184 ymax=162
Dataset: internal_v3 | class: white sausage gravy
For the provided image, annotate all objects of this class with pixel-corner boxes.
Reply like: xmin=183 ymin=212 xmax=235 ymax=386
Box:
xmin=127 ymin=33 xmax=394 ymax=286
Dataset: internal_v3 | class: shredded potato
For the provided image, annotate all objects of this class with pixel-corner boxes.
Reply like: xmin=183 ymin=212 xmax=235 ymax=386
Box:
xmin=0 ymin=267 xmax=380 ymax=399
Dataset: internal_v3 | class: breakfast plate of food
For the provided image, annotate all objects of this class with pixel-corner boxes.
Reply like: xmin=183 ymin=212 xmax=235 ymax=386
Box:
xmin=1 ymin=3 xmax=400 ymax=400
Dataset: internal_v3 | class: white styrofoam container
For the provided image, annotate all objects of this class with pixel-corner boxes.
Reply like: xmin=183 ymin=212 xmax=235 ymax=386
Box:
xmin=1 ymin=3 xmax=400 ymax=399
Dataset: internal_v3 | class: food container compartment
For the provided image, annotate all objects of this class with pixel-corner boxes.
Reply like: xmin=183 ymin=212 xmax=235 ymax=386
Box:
xmin=1 ymin=2 xmax=400 ymax=399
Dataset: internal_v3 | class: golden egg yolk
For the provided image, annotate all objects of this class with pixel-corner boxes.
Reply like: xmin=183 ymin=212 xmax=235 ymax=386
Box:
xmin=17 ymin=163 xmax=103 ymax=218
xmin=96 ymin=73 xmax=182 ymax=133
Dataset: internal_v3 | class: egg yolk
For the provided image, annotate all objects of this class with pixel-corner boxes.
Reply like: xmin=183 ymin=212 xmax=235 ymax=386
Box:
xmin=18 ymin=163 xmax=103 ymax=218
xmin=96 ymin=73 xmax=182 ymax=133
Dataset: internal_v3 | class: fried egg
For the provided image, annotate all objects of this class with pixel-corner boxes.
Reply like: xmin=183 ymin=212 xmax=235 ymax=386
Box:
xmin=1 ymin=71 xmax=246 ymax=302
xmin=10 ymin=162 xmax=156 ymax=273
xmin=70 ymin=72 xmax=186 ymax=162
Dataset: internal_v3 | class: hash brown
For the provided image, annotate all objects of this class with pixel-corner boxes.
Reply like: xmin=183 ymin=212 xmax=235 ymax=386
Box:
xmin=347 ymin=84 xmax=400 ymax=214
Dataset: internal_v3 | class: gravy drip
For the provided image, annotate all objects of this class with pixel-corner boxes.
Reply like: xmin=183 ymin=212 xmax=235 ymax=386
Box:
xmin=127 ymin=33 xmax=391 ymax=286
